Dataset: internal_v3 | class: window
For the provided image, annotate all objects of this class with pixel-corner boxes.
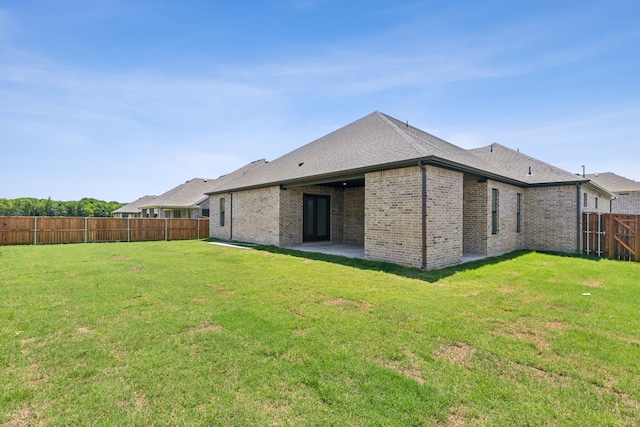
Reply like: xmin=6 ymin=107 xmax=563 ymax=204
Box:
xmin=491 ymin=188 xmax=499 ymax=235
xmin=516 ymin=193 xmax=522 ymax=233
xmin=583 ymin=193 xmax=588 ymax=208
xmin=595 ymin=197 xmax=598 ymax=209
xmin=202 ymin=209 xmax=210 ymax=217
xmin=219 ymin=198 xmax=225 ymax=227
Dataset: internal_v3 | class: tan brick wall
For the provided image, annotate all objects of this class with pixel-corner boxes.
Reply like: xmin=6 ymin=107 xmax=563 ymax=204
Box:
xmin=365 ymin=165 xmax=463 ymax=270
xmin=365 ymin=166 xmax=423 ymax=268
xmin=524 ymin=185 xmax=580 ymax=253
xmin=582 ymin=186 xmax=610 ymax=214
xmin=612 ymin=191 xmax=640 ymax=214
xmin=485 ymin=180 xmax=526 ymax=257
xmin=344 ymin=186 xmax=365 ymax=244
xmin=463 ymin=176 xmax=488 ymax=255
xmin=209 ymin=187 xmax=280 ymax=245
xmin=279 ymin=186 xmax=345 ymax=247
xmin=425 ymin=166 xmax=463 ymax=270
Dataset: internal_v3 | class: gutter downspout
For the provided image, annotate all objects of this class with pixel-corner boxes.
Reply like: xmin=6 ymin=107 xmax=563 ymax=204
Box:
xmin=419 ymin=161 xmax=427 ymax=269
xmin=576 ymin=184 xmax=582 ymax=253
xmin=229 ymin=192 xmax=233 ymax=240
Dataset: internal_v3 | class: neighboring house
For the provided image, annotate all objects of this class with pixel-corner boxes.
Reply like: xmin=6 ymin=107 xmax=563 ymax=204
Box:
xmin=112 ymin=195 xmax=157 ymax=218
xmin=139 ymin=178 xmax=216 ymax=219
xmin=585 ymin=172 xmax=640 ymax=214
xmin=207 ymin=111 xmax=613 ymax=270
xmin=139 ymin=161 xmax=269 ymax=219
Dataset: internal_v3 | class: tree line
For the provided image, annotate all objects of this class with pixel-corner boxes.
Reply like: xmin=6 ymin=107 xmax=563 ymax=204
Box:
xmin=0 ymin=198 xmax=124 ymax=217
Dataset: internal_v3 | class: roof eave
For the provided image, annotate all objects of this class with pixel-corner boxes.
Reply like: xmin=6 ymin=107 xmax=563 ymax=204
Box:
xmin=207 ymin=156 xmax=595 ymax=194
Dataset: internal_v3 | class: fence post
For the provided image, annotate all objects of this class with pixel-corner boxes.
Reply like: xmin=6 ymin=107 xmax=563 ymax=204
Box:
xmin=597 ymin=212 xmax=602 ymax=257
xmin=585 ymin=212 xmax=590 ymax=255
xmin=33 ymin=216 xmax=37 ymax=245
xmin=636 ymin=216 xmax=640 ymax=262
xmin=197 ymin=218 xmax=200 ymax=240
xmin=165 ymin=218 xmax=168 ymax=241
xmin=127 ymin=217 xmax=131 ymax=242
xmin=84 ymin=217 xmax=88 ymax=243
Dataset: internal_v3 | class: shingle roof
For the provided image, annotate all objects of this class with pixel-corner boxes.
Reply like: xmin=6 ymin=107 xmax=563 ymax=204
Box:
xmin=585 ymin=172 xmax=640 ymax=192
xmin=141 ymin=160 xmax=269 ymax=208
xmin=140 ymin=178 xmax=218 ymax=209
xmin=208 ymin=112 xmax=608 ymax=195
xmin=113 ymin=195 xmax=157 ymax=214
xmin=468 ymin=143 xmax=585 ymax=185
xmin=209 ymin=111 xmax=512 ymax=193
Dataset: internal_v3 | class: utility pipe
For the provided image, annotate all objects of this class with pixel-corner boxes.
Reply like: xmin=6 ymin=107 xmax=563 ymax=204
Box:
xmin=229 ymin=192 xmax=233 ymax=240
xmin=576 ymin=184 xmax=582 ymax=253
xmin=419 ymin=161 xmax=427 ymax=269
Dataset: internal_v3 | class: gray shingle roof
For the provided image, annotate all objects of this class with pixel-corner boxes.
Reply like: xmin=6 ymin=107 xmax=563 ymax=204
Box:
xmin=209 ymin=111 xmax=512 ymax=193
xmin=140 ymin=160 xmax=269 ymax=208
xmin=140 ymin=178 xmax=218 ymax=209
xmin=208 ymin=112 xmax=605 ymax=194
xmin=113 ymin=195 xmax=157 ymax=214
xmin=585 ymin=172 xmax=640 ymax=192
xmin=468 ymin=143 xmax=585 ymax=185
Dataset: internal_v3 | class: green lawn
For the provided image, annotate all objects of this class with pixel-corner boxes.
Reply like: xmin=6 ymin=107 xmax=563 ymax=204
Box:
xmin=1 ymin=241 xmax=639 ymax=426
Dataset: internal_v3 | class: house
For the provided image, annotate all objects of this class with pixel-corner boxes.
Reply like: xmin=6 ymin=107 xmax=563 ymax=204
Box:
xmin=139 ymin=178 xmax=216 ymax=219
xmin=139 ymin=161 xmax=269 ymax=219
xmin=207 ymin=111 xmax=613 ymax=270
xmin=112 ymin=195 xmax=157 ymax=218
xmin=585 ymin=172 xmax=640 ymax=214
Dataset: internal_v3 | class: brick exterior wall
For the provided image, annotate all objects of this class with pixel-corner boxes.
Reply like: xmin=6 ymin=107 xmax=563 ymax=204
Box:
xmin=582 ymin=186 xmax=610 ymax=214
xmin=365 ymin=165 xmax=463 ymax=270
xmin=523 ymin=185 xmax=580 ymax=253
xmin=209 ymin=168 xmax=602 ymax=270
xmin=485 ymin=180 xmax=526 ymax=257
xmin=612 ymin=191 xmax=640 ymax=214
xmin=425 ymin=166 xmax=464 ymax=270
xmin=343 ymin=186 xmax=365 ymax=244
xmin=463 ymin=176 xmax=487 ymax=255
xmin=209 ymin=187 xmax=280 ymax=245
xmin=365 ymin=166 xmax=423 ymax=268
xmin=279 ymin=185 xmax=345 ymax=247
xmin=211 ymin=185 xmax=365 ymax=248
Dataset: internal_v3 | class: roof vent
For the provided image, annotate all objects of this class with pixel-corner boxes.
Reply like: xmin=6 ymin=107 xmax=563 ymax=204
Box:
xmin=298 ymin=162 xmax=304 ymax=167
xmin=527 ymin=167 xmax=532 ymax=176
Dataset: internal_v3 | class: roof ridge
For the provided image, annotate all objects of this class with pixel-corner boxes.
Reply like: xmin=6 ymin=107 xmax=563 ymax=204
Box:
xmin=376 ymin=112 xmax=430 ymax=157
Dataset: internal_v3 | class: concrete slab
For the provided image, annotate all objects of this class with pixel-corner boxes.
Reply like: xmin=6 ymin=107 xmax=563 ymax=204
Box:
xmin=288 ymin=243 xmax=365 ymax=259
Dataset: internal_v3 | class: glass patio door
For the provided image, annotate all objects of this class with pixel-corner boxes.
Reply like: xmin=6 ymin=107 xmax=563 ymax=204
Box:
xmin=303 ymin=194 xmax=330 ymax=242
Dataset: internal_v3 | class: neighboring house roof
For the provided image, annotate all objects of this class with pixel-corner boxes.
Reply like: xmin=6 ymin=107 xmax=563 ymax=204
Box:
xmin=140 ymin=178 xmax=217 ymax=210
xmin=468 ymin=143 xmax=586 ymax=185
xmin=208 ymin=111 xmax=596 ymax=194
xmin=113 ymin=195 xmax=157 ymax=214
xmin=142 ymin=160 xmax=269 ymax=209
xmin=585 ymin=172 xmax=640 ymax=193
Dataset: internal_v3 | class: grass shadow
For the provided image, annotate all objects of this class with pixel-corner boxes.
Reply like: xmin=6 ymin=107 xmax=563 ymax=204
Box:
xmin=254 ymin=246 xmax=535 ymax=283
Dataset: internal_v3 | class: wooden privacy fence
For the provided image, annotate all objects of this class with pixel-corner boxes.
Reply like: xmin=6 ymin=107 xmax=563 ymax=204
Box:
xmin=0 ymin=216 xmax=209 ymax=246
xmin=583 ymin=212 xmax=639 ymax=262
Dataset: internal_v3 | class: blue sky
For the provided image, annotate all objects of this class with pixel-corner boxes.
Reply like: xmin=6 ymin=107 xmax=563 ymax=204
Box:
xmin=1 ymin=0 xmax=639 ymax=202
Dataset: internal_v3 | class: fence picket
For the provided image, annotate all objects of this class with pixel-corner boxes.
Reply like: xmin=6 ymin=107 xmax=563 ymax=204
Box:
xmin=0 ymin=216 xmax=209 ymax=246
xmin=583 ymin=212 xmax=638 ymax=262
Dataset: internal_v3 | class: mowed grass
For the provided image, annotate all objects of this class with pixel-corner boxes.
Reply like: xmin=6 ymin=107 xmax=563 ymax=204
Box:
xmin=1 ymin=241 xmax=639 ymax=426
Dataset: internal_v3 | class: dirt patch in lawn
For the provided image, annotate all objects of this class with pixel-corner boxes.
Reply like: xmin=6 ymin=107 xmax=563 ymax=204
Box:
xmin=378 ymin=348 xmax=425 ymax=385
xmin=187 ymin=324 xmax=223 ymax=335
xmin=322 ymin=297 xmax=373 ymax=311
xmin=582 ymin=280 xmax=603 ymax=288
xmin=433 ymin=342 xmax=475 ymax=367
xmin=494 ymin=320 xmax=552 ymax=350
